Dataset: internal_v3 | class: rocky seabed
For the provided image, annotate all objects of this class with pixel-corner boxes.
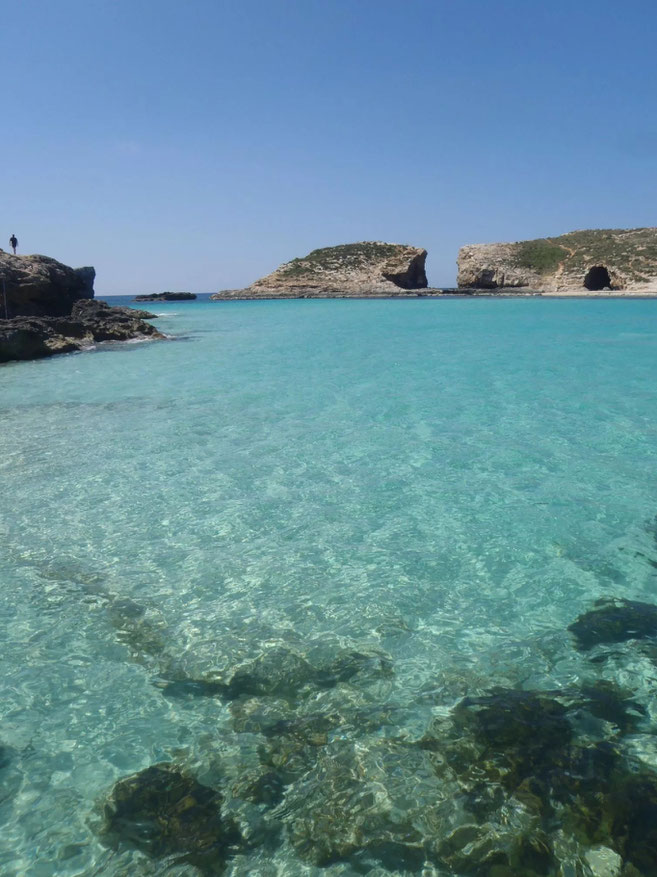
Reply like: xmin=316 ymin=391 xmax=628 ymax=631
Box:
xmin=5 ymin=528 xmax=657 ymax=876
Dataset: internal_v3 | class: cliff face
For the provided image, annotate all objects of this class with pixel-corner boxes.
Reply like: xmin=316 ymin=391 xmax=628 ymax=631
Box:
xmin=0 ymin=250 xmax=95 ymax=317
xmin=457 ymin=228 xmax=657 ymax=292
xmin=212 ymin=242 xmax=428 ymax=299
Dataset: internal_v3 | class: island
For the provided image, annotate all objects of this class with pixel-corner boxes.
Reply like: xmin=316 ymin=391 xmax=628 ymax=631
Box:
xmin=134 ymin=292 xmax=197 ymax=302
xmin=210 ymin=242 xmax=430 ymax=299
xmin=457 ymin=227 xmax=657 ymax=294
xmin=0 ymin=250 xmax=163 ymax=363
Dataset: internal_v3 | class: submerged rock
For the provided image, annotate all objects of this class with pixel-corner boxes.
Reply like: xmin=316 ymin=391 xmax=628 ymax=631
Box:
xmin=436 ymin=821 xmax=553 ymax=876
xmin=0 ymin=744 xmax=22 ymax=819
xmin=279 ymin=741 xmax=434 ymax=868
xmin=163 ymin=641 xmax=394 ymax=705
xmin=576 ymin=680 xmax=646 ymax=734
xmin=100 ymin=763 xmax=241 ymax=871
xmin=568 ymin=598 xmax=657 ymax=651
xmin=224 ymin=647 xmax=317 ymax=700
xmin=609 ymin=773 xmax=657 ymax=876
xmin=107 ymin=598 xmax=168 ymax=661
xmin=37 ymin=557 xmax=107 ymax=588
xmin=451 ymin=688 xmax=573 ymax=791
xmin=314 ymin=647 xmax=394 ymax=688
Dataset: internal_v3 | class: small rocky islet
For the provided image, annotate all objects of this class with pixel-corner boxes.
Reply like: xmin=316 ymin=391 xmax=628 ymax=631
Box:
xmin=84 ymin=568 xmax=657 ymax=876
xmin=211 ymin=227 xmax=657 ymax=299
xmin=134 ymin=291 xmax=197 ymax=301
xmin=210 ymin=241 xmax=430 ymax=299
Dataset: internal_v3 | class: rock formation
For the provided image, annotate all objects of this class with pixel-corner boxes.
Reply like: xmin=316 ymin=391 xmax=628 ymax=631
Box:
xmin=0 ymin=299 xmax=163 ymax=364
xmin=134 ymin=292 xmax=197 ymax=302
xmin=0 ymin=251 xmax=166 ymax=363
xmin=211 ymin=242 xmax=428 ymax=299
xmin=457 ymin=227 xmax=657 ymax=293
xmin=0 ymin=250 xmax=95 ymax=317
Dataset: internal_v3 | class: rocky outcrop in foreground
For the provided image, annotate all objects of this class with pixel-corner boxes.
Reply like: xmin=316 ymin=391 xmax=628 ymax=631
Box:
xmin=0 ymin=299 xmax=163 ymax=364
xmin=458 ymin=227 xmax=657 ymax=292
xmin=134 ymin=292 xmax=197 ymax=302
xmin=211 ymin=242 xmax=428 ymax=299
xmin=0 ymin=250 xmax=95 ymax=316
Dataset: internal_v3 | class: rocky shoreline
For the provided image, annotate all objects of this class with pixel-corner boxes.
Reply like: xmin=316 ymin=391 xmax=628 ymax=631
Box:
xmin=0 ymin=299 xmax=164 ymax=363
xmin=0 ymin=248 xmax=164 ymax=364
xmin=211 ymin=286 xmax=657 ymax=300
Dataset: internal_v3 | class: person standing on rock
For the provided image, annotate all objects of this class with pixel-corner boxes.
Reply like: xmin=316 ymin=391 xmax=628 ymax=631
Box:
xmin=9 ymin=235 xmax=17 ymax=255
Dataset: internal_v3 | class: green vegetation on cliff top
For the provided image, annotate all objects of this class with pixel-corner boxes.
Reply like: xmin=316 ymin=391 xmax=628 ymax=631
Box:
xmin=278 ymin=242 xmax=410 ymax=279
xmin=511 ymin=227 xmax=657 ymax=281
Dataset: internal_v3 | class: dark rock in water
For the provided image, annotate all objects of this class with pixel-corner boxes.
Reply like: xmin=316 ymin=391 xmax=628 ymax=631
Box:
xmin=107 ymin=601 xmax=168 ymax=661
xmin=70 ymin=299 xmax=161 ymax=342
xmin=231 ymin=768 xmax=285 ymax=807
xmin=280 ymin=743 xmax=418 ymax=867
xmin=278 ymin=739 xmax=459 ymax=870
xmin=436 ymin=822 xmax=554 ymax=876
xmin=159 ymin=678 xmax=228 ymax=700
xmin=578 ymin=680 xmax=647 ymax=733
xmin=454 ymin=688 xmax=572 ymax=754
xmin=350 ymin=841 xmax=427 ymax=874
xmin=158 ymin=648 xmax=318 ymax=704
xmin=224 ymin=647 xmax=318 ymax=700
xmin=258 ymin=713 xmax=339 ymax=787
xmin=0 ymin=316 xmax=83 ymax=361
xmin=568 ymin=598 xmax=657 ymax=651
xmin=0 ymin=298 xmax=163 ymax=363
xmin=610 ymin=773 xmax=657 ymax=876
xmin=108 ymin=597 xmax=146 ymax=621
xmin=315 ymin=648 xmax=394 ymax=688
xmin=134 ymin=292 xmax=197 ymax=301
xmin=449 ymin=688 xmax=573 ymax=794
xmin=100 ymin=763 xmax=241 ymax=871
xmin=37 ymin=558 xmax=107 ymax=587
xmin=157 ymin=640 xmax=395 ymax=712
xmin=0 ymin=743 xmax=22 ymax=818
xmin=554 ymin=742 xmax=621 ymax=843
xmin=560 ymin=755 xmax=657 ymax=872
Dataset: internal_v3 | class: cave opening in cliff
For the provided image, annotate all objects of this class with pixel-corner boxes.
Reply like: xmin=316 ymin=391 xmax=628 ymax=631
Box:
xmin=584 ymin=266 xmax=612 ymax=290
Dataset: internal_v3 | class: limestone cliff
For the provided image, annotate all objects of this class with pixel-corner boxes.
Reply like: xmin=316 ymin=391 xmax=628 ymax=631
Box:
xmin=211 ymin=242 xmax=428 ymax=299
xmin=0 ymin=250 xmax=95 ymax=317
xmin=457 ymin=228 xmax=657 ymax=292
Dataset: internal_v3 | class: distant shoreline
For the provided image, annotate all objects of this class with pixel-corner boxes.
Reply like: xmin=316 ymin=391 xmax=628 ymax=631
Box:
xmin=207 ymin=288 xmax=657 ymax=301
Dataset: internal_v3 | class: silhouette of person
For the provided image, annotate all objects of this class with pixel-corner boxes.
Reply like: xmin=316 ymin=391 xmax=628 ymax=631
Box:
xmin=9 ymin=235 xmax=18 ymax=255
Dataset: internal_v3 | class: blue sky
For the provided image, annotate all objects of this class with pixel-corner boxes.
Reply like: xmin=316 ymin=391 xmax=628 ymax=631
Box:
xmin=2 ymin=0 xmax=657 ymax=293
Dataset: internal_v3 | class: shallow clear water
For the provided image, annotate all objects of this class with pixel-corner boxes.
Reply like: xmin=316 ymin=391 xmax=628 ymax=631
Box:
xmin=2 ymin=296 xmax=657 ymax=875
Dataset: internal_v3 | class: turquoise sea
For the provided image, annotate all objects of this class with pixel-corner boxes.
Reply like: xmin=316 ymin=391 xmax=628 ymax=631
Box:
xmin=2 ymin=296 xmax=657 ymax=875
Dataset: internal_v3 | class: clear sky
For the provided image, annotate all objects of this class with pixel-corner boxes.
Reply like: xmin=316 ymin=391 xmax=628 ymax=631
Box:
xmin=3 ymin=0 xmax=657 ymax=294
